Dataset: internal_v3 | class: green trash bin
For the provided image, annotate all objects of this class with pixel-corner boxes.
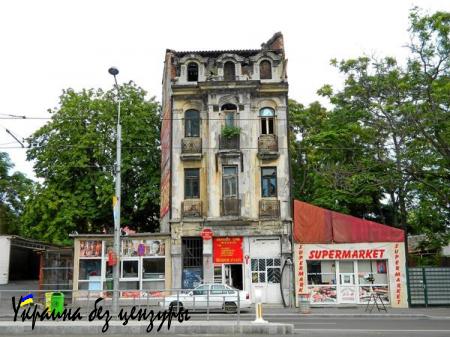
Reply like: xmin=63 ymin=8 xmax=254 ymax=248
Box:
xmin=51 ymin=292 xmax=64 ymax=315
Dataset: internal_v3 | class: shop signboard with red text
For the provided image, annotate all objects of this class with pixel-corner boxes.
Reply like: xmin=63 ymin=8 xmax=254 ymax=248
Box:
xmin=294 ymin=242 xmax=408 ymax=308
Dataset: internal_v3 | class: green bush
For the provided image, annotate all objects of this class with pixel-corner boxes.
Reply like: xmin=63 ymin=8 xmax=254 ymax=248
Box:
xmin=221 ymin=125 xmax=241 ymax=139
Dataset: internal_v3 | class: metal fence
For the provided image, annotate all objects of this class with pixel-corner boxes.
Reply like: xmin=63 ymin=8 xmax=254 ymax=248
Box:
xmin=408 ymin=267 xmax=450 ymax=306
xmin=0 ymin=287 xmax=248 ymax=322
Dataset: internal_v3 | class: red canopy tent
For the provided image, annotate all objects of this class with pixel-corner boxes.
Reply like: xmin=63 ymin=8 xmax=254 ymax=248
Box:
xmin=293 ymin=200 xmax=404 ymax=244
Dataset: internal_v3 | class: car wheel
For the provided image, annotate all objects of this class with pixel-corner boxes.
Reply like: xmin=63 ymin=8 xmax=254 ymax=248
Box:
xmin=223 ymin=302 xmax=237 ymax=314
xmin=169 ymin=301 xmax=184 ymax=312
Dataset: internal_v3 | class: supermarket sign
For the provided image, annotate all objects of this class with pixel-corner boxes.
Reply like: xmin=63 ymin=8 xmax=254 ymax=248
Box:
xmin=308 ymin=249 xmax=386 ymax=260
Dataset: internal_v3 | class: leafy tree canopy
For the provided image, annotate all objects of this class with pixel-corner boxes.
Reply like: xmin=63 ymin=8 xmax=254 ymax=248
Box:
xmin=0 ymin=152 xmax=34 ymax=234
xmin=290 ymin=8 xmax=449 ymax=251
xmin=22 ymin=82 xmax=160 ymax=244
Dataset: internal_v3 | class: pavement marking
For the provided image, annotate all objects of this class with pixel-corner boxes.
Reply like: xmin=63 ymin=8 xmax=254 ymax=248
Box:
xmin=294 ymin=328 xmax=450 ymax=332
xmin=299 ymin=322 xmax=337 ymax=325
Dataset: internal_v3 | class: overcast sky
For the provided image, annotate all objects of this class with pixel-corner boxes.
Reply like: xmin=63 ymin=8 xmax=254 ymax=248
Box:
xmin=1 ymin=0 xmax=449 ymax=179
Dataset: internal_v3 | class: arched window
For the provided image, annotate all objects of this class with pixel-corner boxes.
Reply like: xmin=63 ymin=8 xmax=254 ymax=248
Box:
xmin=224 ymin=61 xmax=235 ymax=81
xmin=185 ymin=110 xmax=200 ymax=137
xmin=259 ymin=60 xmax=272 ymax=80
xmin=222 ymin=104 xmax=237 ymax=127
xmin=259 ymin=107 xmax=275 ymax=134
xmin=187 ymin=62 xmax=199 ymax=82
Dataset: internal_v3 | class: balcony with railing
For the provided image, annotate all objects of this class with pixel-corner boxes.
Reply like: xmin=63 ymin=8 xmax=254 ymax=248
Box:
xmin=220 ymin=198 xmax=241 ymax=216
xmin=257 ymin=134 xmax=279 ymax=160
xmin=219 ymin=135 xmax=240 ymax=152
xmin=181 ymin=137 xmax=202 ymax=160
xmin=259 ymin=199 xmax=280 ymax=219
xmin=182 ymin=199 xmax=202 ymax=218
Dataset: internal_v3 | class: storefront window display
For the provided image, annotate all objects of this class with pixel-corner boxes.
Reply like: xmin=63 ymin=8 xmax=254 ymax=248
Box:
xmin=306 ymin=260 xmax=389 ymax=304
xmin=77 ymin=238 xmax=167 ymax=297
xmin=78 ymin=240 xmax=103 ymax=291
xmin=306 ymin=261 xmax=337 ymax=303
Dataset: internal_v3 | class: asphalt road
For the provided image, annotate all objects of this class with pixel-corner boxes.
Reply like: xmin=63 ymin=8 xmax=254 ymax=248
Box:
xmin=190 ymin=313 xmax=450 ymax=336
xmin=1 ymin=314 xmax=450 ymax=336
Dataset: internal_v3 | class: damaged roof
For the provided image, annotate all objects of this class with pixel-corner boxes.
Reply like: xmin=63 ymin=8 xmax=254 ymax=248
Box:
xmin=167 ymin=32 xmax=284 ymax=58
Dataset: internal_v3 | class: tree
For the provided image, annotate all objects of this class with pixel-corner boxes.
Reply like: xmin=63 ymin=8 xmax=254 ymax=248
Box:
xmin=290 ymin=8 xmax=449 ymax=250
xmin=22 ymin=82 xmax=161 ymax=244
xmin=0 ymin=152 xmax=33 ymax=234
xmin=289 ymin=100 xmax=391 ymax=223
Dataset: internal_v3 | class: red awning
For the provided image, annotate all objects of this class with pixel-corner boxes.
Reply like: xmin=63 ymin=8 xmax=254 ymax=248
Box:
xmin=293 ymin=200 xmax=404 ymax=243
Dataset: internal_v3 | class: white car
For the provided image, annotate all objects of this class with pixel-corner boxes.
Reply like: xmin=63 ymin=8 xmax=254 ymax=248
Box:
xmin=159 ymin=283 xmax=252 ymax=313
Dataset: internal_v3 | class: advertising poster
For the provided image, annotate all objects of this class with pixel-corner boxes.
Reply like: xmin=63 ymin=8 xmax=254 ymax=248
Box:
xmin=143 ymin=240 xmax=166 ymax=256
xmin=79 ymin=240 xmax=102 ymax=257
xmin=308 ymin=286 xmax=337 ymax=303
xmin=340 ymin=286 xmax=357 ymax=302
xmin=182 ymin=267 xmax=202 ymax=290
xmin=213 ymin=237 xmax=243 ymax=263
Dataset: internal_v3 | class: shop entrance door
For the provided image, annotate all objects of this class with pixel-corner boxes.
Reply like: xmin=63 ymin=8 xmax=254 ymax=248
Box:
xmin=338 ymin=261 xmax=357 ymax=303
xmin=224 ymin=264 xmax=243 ymax=290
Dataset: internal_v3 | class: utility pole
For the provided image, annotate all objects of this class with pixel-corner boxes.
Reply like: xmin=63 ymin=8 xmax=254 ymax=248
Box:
xmin=108 ymin=67 xmax=121 ymax=314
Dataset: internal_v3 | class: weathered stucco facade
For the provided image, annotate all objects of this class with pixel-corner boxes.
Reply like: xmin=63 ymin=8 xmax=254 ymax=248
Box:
xmin=160 ymin=33 xmax=293 ymax=304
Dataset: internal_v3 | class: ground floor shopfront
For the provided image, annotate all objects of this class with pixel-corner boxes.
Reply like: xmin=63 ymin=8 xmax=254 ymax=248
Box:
xmin=293 ymin=200 xmax=408 ymax=308
xmin=295 ymin=242 xmax=408 ymax=307
xmin=176 ymin=232 xmax=292 ymax=304
xmin=71 ymin=233 xmax=171 ymax=298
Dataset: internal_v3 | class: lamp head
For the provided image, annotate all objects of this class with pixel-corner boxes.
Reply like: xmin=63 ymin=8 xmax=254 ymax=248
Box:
xmin=108 ymin=67 xmax=119 ymax=76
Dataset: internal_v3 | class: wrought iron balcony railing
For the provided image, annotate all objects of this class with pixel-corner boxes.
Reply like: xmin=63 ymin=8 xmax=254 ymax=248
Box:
xmin=220 ymin=198 xmax=241 ymax=216
xmin=181 ymin=137 xmax=202 ymax=154
xmin=182 ymin=199 xmax=202 ymax=218
xmin=259 ymin=199 xmax=280 ymax=218
xmin=258 ymin=134 xmax=279 ymax=159
xmin=219 ymin=135 xmax=240 ymax=151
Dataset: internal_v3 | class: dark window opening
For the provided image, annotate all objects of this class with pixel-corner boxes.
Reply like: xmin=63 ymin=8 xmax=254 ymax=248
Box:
xmin=187 ymin=62 xmax=199 ymax=82
xmin=185 ymin=110 xmax=200 ymax=137
xmin=222 ymin=104 xmax=237 ymax=127
xmin=224 ymin=61 xmax=235 ymax=81
xmin=185 ymin=168 xmax=200 ymax=199
xmin=261 ymin=167 xmax=277 ymax=197
xmin=260 ymin=107 xmax=275 ymax=135
xmin=182 ymin=237 xmax=203 ymax=289
xmin=259 ymin=60 xmax=272 ymax=80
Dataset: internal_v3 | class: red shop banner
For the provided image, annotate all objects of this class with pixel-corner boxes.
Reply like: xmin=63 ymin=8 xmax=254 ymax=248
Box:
xmin=213 ymin=237 xmax=243 ymax=263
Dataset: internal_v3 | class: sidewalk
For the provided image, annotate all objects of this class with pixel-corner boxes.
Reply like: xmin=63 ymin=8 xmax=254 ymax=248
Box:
xmin=0 ymin=320 xmax=294 ymax=335
xmin=259 ymin=305 xmax=450 ymax=319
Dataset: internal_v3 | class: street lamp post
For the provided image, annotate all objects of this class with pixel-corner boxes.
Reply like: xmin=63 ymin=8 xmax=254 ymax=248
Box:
xmin=108 ymin=66 xmax=121 ymax=314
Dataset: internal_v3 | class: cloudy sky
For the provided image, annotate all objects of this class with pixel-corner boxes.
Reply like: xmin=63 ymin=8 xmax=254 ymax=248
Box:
xmin=0 ymin=0 xmax=449 ymax=179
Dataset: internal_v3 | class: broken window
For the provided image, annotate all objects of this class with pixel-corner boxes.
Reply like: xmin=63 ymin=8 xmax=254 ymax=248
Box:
xmin=260 ymin=107 xmax=275 ymax=134
xmin=259 ymin=60 xmax=272 ymax=80
xmin=187 ymin=62 xmax=199 ymax=82
xmin=224 ymin=61 xmax=235 ymax=81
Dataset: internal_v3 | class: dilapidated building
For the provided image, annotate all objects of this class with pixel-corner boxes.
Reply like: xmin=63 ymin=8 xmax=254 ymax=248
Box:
xmin=160 ymin=33 xmax=293 ymax=304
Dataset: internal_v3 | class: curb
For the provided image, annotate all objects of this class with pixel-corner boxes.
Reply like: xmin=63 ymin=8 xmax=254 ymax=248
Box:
xmin=0 ymin=321 xmax=294 ymax=335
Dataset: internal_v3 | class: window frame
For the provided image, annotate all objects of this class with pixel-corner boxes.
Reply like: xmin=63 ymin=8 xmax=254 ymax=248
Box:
xmin=184 ymin=168 xmax=200 ymax=199
xmin=187 ymin=62 xmax=199 ymax=82
xmin=259 ymin=60 xmax=272 ymax=80
xmin=223 ymin=61 xmax=236 ymax=81
xmin=185 ymin=110 xmax=200 ymax=137
xmin=259 ymin=107 xmax=275 ymax=135
xmin=261 ymin=167 xmax=277 ymax=198
xmin=222 ymin=166 xmax=238 ymax=199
